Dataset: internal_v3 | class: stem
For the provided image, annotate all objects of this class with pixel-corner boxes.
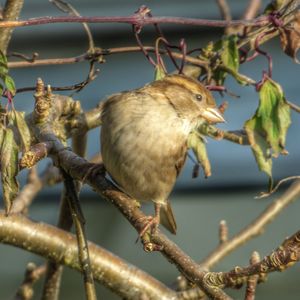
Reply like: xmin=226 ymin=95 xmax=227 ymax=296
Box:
xmin=7 ymin=46 xmax=208 ymax=69
xmin=0 ymin=15 xmax=269 ymax=29
xmin=61 ymin=169 xmax=97 ymax=300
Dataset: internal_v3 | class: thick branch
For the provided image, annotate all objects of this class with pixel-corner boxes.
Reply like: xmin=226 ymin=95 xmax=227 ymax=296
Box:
xmin=0 ymin=212 xmax=176 ymax=300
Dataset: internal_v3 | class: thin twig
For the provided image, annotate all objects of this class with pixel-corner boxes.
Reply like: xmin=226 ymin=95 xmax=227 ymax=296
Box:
xmin=199 ymin=180 xmax=300 ymax=270
xmin=41 ymin=187 xmax=73 ymax=300
xmin=50 ymin=0 xmax=95 ymax=51
xmin=256 ymin=175 xmax=300 ymax=199
xmin=10 ymin=167 xmax=41 ymax=214
xmin=243 ymin=0 xmax=262 ymax=20
xmin=0 ymin=14 xmax=270 ymax=29
xmin=216 ymin=0 xmax=231 ymax=22
xmin=61 ymin=169 xmax=97 ymax=300
xmin=11 ymin=165 xmax=61 ymax=214
xmin=14 ymin=263 xmax=46 ymax=300
xmin=287 ymin=100 xmax=300 ymax=113
xmin=245 ymin=252 xmax=260 ymax=300
xmin=7 ymin=46 xmax=208 ymax=69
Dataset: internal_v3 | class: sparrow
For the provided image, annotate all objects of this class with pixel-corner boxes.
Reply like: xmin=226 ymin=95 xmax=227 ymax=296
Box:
xmin=100 ymin=74 xmax=225 ymax=235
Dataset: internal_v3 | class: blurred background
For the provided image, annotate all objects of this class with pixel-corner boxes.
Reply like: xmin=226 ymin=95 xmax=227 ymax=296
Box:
xmin=0 ymin=0 xmax=300 ymax=299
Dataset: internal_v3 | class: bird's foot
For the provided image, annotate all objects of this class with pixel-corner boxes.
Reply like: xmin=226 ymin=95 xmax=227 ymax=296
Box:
xmin=136 ymin=215 xmax=160 ymax=239
xmin=135 ymin=215 xmax=163 ymax=252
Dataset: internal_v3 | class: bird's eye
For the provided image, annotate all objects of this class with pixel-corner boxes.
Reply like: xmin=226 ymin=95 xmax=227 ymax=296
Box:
xmin=195 ymin=94 xmax=203 ymax=101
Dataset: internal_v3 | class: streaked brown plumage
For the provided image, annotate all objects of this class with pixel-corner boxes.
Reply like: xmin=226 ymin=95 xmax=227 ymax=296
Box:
xmin=100 ymin=74 xmax=224 ymax=235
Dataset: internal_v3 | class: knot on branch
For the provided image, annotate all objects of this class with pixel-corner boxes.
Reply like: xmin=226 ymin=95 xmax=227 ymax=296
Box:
xmin=34 ymin=78 xmax=53 ymax=122
xmin=133 ymin=5 xmax=151 ymax=33
xmin=268 ymin=12 xmax=284 ymax=28
xmin=203 ymin=272 xmax=225 ymax=288
xmin=20 ymin=142 xmax=51 ymax=169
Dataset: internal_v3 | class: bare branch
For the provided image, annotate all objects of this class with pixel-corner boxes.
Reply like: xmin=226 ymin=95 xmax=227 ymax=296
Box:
xmin=7 ymin=46 xmax=208 ymax=69
xmin=199 ymin=180 xmax=300 ymax=270
xmin=0 ymin=14 xmax=270 ymax=29
xmin=14 ymin=263 xmax=46 ymax=300
xmin=243 ymin=0 xmax=262 ymax=20
xmin=245 ymin=252 xmax=260 ymax=300
xmin=0 ymin=0 xmax=24 ymax=53
xmin=216 ymin=0 xmax=232 ymax=22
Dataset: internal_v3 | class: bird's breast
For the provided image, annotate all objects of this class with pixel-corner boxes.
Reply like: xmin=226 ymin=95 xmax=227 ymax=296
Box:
xmin=101 ymin=97 xmax=190 ymax=203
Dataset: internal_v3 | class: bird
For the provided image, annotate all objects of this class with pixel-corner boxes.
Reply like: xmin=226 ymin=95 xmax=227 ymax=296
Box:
xmin=100 ymin=74 xmax=225 ymax=236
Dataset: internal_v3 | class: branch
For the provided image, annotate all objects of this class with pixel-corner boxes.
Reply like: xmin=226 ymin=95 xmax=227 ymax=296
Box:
xmin=205 ymin=230 xmax=300 ymax=289
xmin=216 ymin=0 xmax=231 ymax=22
xmin=243 ymin=0 xmax=262 ymax=20
xmin=199 ymin=180 xmax=300 ymax=270
xmin=15 ymin=263 xmax=46 ymax=300
xmin=7 ymin=46 xmax=208 ymax=69
xmin=0 ymin=212 xmax=177 ymax=300
xmin=0 ymin=14 xmax=269 ymax=29
xmin=0 ymin=0 xmax=24 ymax=53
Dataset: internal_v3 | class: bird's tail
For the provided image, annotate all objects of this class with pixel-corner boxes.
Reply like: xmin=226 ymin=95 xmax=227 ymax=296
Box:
xmin=160 ymin=200 xmax=177 ymax=234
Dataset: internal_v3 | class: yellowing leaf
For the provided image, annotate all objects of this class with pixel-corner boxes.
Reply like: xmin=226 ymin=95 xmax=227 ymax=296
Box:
xmin=213 ymin=35 xmax=240 ymax=85
xmin=11 ymin=110 xmax=31 ymax=152
xmin=0 ymin=127 xmax=19 ymax=214
xmin=244 ymin=77 xmax=291 ymax=187
xmin=188 ymin=130 xmax=211 ymax=178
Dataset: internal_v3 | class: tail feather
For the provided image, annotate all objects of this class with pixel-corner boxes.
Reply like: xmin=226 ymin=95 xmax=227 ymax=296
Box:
xmin=159 ymin=200 xmax=177 ymax=234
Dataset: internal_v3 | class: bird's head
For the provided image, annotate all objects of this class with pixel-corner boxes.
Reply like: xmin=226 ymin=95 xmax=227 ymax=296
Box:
xmin=152 ymin=74 xmax=225 ymax=124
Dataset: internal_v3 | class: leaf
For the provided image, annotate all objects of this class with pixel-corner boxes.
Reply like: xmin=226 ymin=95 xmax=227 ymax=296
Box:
xmin=0 ymin=127 xmax=19 ymax=214
xmin=4 ymin=75 xmax=16 ymax=95
xmin=279 ymin=11 xmax=300 ymax=64
xmin=244 ymin=77 xmax=291 ymax=186
xmin=188 ymin=130 xmax=211 ymax=178
xmin=245 ymin=118 xmax=273 ymax=177
xmin=0 ymin=50 xmax=8 ymax=65
xmin=11 ymin=110 xmax=31 ymax=152
xmin=213 ymin=35 xmax=240 ymax=85
xmin=154 ymin=64 xmax=166 ymax=81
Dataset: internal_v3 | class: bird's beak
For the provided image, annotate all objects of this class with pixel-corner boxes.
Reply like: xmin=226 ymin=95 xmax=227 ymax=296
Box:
xmin=201 ymin=107 xmax=225 ymax=123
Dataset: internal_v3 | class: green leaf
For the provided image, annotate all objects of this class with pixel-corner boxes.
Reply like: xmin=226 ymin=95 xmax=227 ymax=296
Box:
xmin=245 ymin=118 xmax=273 ymax=177
xmin=0 ymin=50 xmax=7 ymax=66
xmin=0 ymin=83 xmax=3 ymax=97
xmin=213 ymin=35 xmax=240 ymax=85
xmin=11 ymin=110 xmax=31 ymax=152
xmin=0 ymin=63 xmax=8 ymax=76
xmin=0 ymin=127 xmax=19 ymax=214
xmin=4 ymin=75 xmax=16 ymax=95
xmin=154 ymin=64 xmax=166 ymax=81
xmin=244 ymin=77 xmax=291 ymax=186
xmin=188 ymin=130 xmax=211 ymax=178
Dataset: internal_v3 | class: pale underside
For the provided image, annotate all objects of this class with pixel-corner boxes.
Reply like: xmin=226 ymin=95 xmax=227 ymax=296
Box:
xmin=101 ymin=90 xmax=192 ymax=204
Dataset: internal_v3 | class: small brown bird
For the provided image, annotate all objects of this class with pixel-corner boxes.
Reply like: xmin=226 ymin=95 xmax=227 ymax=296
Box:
xmin=101 ymin=74 xmax=224 ymax=235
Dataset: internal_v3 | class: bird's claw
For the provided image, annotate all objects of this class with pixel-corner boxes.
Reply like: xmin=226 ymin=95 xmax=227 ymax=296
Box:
xmin=135 ymin=215 xmax=160 ymax=243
